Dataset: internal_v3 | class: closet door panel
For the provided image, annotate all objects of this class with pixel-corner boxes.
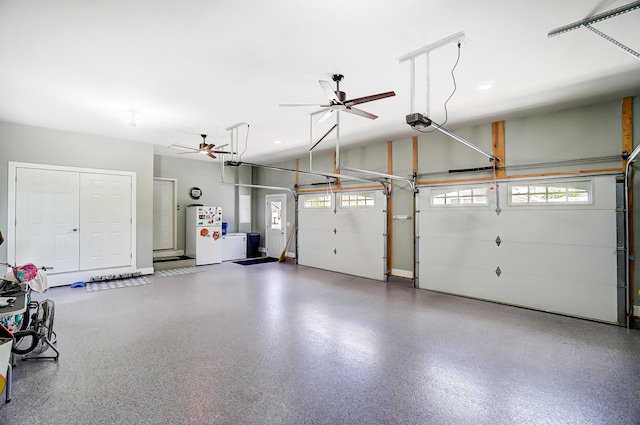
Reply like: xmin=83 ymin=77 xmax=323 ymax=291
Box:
xmin=15 ymin=167 xmax=80 ymax=272
xmin=80 ymin=173 xmax=133 ymax=270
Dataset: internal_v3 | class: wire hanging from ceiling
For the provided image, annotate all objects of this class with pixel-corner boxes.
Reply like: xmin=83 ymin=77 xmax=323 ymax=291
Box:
xmin=418 ymin=42 xmax=461 ymax=133
xmin=441 ymin=42 xmax=461 ymax=127
xmin=238 ymin=124 xmax=250 ymax=162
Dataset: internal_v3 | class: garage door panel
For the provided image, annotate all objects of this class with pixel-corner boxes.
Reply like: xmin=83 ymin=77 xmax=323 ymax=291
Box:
xmin=495 ymin=210 xmax=616 ymax=247
xmin=336 ymin=232 xmax=383 ymax=249
xmin=419 ymin=264 xmax=617 ymax=323
xmin=418 ymin=264 xmax=499 ymax=297
xmin=299 ymin=211 xmax=335 ymax=230
xmin=421 ymin=210 xmax=500 ymax=240
xmin=421 ymin=238 xmax=497 ymax=270
xmin=421 ymin=209 xmax=615 ymax=248
xmin=336 ymin=235 xmax=384 ymax=258
xmin=499 ymin=272 xmax=617 ymax=322
xmin=421 ymin=237 xmax=616 ymax=284
xmin=335 ymin=210 xmax=384 ymax=231
xmin=334 ymin=253 xmax=384 ymax=280
xmin=498 ymin=242 xmax=616 ymax=284
xmin=419 ymin=175 xmax=620 ymax=323
xmin=298 ymin=229 xmax=335 ymax=251
xmin=298 ymin=190 xmax=386 ymax=281
xmin=298 ymin=247 xmax=335 ymax=270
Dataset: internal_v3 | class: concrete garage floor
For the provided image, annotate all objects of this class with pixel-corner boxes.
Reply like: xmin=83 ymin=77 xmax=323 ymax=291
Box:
xmin=2 ymin=261 xmax=640 ymax=425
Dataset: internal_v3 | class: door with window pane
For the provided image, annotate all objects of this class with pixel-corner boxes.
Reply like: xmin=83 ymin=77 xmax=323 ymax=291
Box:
xmin=266 ymin=194 xmax=286 ymax=258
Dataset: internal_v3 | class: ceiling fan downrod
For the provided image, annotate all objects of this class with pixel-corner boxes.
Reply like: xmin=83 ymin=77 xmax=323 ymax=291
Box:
xmin=332 ymin=74 xmax=346 ymax=102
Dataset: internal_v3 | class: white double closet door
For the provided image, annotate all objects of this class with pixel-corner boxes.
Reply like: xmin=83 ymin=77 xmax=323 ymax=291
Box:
xmin=11 ymin=164 xmax=133 ymax=274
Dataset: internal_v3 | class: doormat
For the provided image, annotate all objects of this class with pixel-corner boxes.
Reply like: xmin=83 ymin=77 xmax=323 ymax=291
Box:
xmin=153 ymin=255 xmax=193 ymax=263
xmin=154 ymin=267 xmax=201 ymax=277
xmin=234 ymin=257 xmax=279 ymax=266
xmin=86 ymin=276 xmax=151 ymax=292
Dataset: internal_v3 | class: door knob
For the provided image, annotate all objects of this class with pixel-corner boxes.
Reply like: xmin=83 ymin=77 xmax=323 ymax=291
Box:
xmin=72 ymin=228 xmax=78 ymax=232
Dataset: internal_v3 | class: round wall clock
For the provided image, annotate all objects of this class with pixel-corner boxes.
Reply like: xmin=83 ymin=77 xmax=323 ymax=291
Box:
xmin=189 ymin=187 xmax=202 ymax=200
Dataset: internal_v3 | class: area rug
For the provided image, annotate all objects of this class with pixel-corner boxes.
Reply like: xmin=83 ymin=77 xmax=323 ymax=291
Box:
xmin=154 ymin=267 xmax=201 ymax=277
xmin=86 ymin=276 xmax=152 ymax=292
xmin=234 ymin=257 xmax=279 ymax=266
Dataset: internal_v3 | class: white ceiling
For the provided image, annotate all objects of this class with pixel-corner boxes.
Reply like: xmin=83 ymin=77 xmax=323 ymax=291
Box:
xmin=1 ymin=0 xmax=639 ymax=163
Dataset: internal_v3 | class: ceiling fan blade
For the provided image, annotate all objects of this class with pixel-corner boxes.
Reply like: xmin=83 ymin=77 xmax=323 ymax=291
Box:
xmin=316 ymin=108 xmax=335 ymax=124
xmin=169 ymin=143 xmax=199 ymax=152
xmin=212 ymin=150 xmax=236 ymax=155
xmin=207 ymin=152 xmax=217 ymax=159
xmin=319 ymin=80 xmax=340 ymax=103
xmin=344 ymin=91 xmax=395 ymax=107
xmin=344 ymin=106 xmax=378 ymax=120
xmin=279 ymin=103 xmax=327 ymax=107
xmin=205 ymin=144 xmax=215 ymax=151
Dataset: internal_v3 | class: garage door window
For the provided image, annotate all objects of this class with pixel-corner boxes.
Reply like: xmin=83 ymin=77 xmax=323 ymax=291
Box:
xmin=509 ymin=180 xmax=592 ymax=205
xmin=340 ymin=192 xmax=375 ymax=208
xmin=303 ymin=195 xmax=332 ymax=208
xmin=431 ymin=186 xmax=489 ymax=207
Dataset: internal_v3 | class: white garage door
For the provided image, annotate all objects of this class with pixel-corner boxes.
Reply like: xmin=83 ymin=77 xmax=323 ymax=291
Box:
xmin=298 ymin=190 xmax=387 ymax=281
xmin=418 ymin=174 xmax=622 ymax=323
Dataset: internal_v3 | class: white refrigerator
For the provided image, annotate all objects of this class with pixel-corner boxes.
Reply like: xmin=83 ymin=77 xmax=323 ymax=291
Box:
xmin=186 ymin=206 xmax=223 ymax=265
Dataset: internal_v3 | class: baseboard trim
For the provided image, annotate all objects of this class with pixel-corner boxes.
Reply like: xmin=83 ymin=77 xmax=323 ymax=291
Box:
xmin=46 ymin=266 xmax=156 ymax=287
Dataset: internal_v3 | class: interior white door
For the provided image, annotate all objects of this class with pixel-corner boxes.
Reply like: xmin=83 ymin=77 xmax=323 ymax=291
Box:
xmin=15 ymin=167 xmax=80 ymax=272
xmin=79 ymin=173 xmax=132 ymax=270
xmin=153 ymin=178 xmax=176 ymax=251
xmin=266 ymin=194 xmax=286 ymax=258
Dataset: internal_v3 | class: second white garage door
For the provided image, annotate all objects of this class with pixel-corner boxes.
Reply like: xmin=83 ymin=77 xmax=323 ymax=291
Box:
xmin=418 ymin=174 xmax=621 ymax=323
xmin=298 ymin=190 xmax=387 ymax=281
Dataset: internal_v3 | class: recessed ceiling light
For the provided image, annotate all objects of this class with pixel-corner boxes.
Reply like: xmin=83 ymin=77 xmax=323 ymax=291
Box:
xmin=126 ymin=110 xmax=140 ymax=127
xmin=477 ymin=83 xmax=492 ymax=91
xmin=274 ymin=140 xmax=282 ymax=144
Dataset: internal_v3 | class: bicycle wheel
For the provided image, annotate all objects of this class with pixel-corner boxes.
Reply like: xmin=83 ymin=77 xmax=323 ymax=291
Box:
xmin=11 ymin=329 xmax=38 ymax=355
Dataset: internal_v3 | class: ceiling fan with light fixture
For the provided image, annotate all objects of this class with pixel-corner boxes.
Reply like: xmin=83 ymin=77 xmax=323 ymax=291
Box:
xmin=170 ymin=134 xmax=235 ymax=159
xmin=280 ymin=74 xmax=395 ymax=123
